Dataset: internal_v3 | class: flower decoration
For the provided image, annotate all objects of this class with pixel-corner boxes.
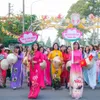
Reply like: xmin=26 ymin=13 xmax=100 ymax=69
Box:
xmin=13 ymin=77 xmax=17 ymax=82
xmin=14 ymin=68 xmax=18 ymax=72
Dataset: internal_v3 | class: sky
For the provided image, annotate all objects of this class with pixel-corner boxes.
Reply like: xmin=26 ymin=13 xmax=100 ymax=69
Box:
xmin=0 ymin=0 xmax=78 ymax=44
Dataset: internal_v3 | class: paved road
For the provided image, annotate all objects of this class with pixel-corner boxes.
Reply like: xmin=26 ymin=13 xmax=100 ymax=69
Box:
xmin=0 ymin=81 xmax=100 ymax=100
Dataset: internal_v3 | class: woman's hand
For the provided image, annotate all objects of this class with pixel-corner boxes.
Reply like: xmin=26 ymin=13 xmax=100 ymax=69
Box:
xmin=74 ymin=61 xmax=79 ymax=64
xmin=14 ymin=53 xmax=19 ymax=58
xmin=14 ymin=53 xmax=17 ymax=56
xmin=62 ymin=61 xmax=65 ymax=64
xmin=31 ymin=61 xmax=37 ymax=68
xmin=62 ymin=64 xmax=65 ymax=70
xmin=32 ymin=61 xmax=37 ymax=64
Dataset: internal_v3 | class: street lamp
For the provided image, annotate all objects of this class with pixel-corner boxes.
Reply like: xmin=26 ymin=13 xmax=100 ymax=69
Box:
xmin=30 ymin=0 xmax=42 ymax=25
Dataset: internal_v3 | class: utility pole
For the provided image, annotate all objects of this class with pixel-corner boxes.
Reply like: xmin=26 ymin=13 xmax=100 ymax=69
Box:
xmin=22 ymin=0 xmax=25 ymax=33
xmin=8 ymin=3 xmax=13 ymax=17
xmin=8 ymin=3 xmax=12 ymax=17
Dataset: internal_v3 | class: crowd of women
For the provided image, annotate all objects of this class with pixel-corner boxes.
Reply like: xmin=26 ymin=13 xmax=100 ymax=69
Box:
xmin=0 ymin=42 xmax=100 ymax=99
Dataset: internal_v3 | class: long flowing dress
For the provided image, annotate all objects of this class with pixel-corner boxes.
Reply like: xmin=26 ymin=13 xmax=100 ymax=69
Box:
xmin=83 ymin=52 xmax=89 ymax=84
xmin=23 ymin=52 xmax=31 ymax=85
xmin=0 ymin=52 xmax=7 ymax=87
xmin=28 ymin=51 xmax=43 ymax=99
xmin=48 ymin=50 xmax=63 ymax=89
xmin=83 ymin=50 xmax=97 ymax=89
xmin=25 ymin=54 xmax=31 ymax=85
xmin=40 ymin=53 xmax=46 ymax=88
xmin=10 ymin=53 xmax=23 ymax=89
xmin=44 ymin=53 xmax=51 ymax=86
xmin=70 ymin=50 xmax=83 ymax=99
xmin=96 ymin=50 xmax=100 ymax=83
xmin=65 ymin=53 xmax=71 ymax=85
xmin=22 ymin=52 xmax=26 ymax=81
xmin=60 ymin=52 xmax=69 ymax=86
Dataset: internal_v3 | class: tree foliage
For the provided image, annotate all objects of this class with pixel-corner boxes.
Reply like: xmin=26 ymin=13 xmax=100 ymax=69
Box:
xmin=67 ymin=0 xmax=87 ymax=18
xmin=57 ymin=0 xmax=100 ymax=39
xmin=0 ymin=14 xmax=39 ymax=46
xmin=45 ymin=37 xmax=51 ymax=47
xmin=67 ymin=0 xmax=100 ymax=18
xmin=53 ymin=38 xmax=60 ymax=46
xmin=1 ymin=14 xmax=37 ymax=35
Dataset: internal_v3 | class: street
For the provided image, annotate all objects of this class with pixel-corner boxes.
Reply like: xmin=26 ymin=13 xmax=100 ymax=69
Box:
xmin=0 ymin=81 xmax=100 ymax=100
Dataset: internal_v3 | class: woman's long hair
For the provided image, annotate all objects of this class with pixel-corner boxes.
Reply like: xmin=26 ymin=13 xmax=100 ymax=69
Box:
xmin=90 ymin=44 xmax=95 ymax=51
xmin=25 ymin=46 xmax=30 ymax=56
xmin=39 ymin=46 xmax=44 ymax=53
xmin=0 ymin=44 xmax=4 ymax=53
xmin=14 ymin=45 xmax=21 ymax=55
xmin=73 ymin=42 xmax=80 ymax=50
xmin=52 ymin=43 xmax=59 ymax=50
xmin=66 ymin=46 xmax=71 ymax=54
xmin=32 ymin=42 xmax=39 ymax=51
xmin=85 ymin=46 xmax=90 ymax=54
xmin=60 ymin=45 xmax=67 ymax=53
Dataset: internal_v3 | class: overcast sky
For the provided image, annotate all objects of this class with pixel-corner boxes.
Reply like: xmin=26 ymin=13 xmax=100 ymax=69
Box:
xmin=0 ymin=0 xmax=78 ymax=44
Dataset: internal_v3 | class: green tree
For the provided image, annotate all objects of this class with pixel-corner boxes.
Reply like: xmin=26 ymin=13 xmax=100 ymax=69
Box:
xmin=1 ymin=14 xmax=38 ymax=35
xmin=53 ymin=38 xmax=60 ymax=46
xmin=0 ymin=14 xmax=40 ymax=46
xmin=45 ymin=37 xmax=51 ymax=47
xmin=57 ymin=0 xmax=100 ymax=39
xmin=38 ymin=41 xmax=45 ymax=47
xmin=67 ymin=0 xmax=100 ymax=18
xmin=67 ymin=0 xmax=87 ymax=18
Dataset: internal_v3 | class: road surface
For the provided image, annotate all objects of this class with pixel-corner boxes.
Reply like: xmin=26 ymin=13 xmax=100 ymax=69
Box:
xmin=0 ymin=81 xmax=100 ymax=100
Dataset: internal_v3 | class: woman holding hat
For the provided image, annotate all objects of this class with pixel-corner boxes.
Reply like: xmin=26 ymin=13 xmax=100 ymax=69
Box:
xmin=69 ymin=42 xmax=83 ymax=99
xmin=48 ymin=43 xmax=63 ymax=90
xmin=28 ymin=43 xmax=44 ymax=99
xmin=10 ymin=46 xmax=23 ymax=90
xmin=5 ymin=47 xmax=11 ymax=81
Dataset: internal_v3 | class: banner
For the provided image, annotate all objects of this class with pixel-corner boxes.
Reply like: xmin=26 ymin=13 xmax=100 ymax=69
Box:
xmin=62 ymin=28 xmax=82 ymax=63
xmin=18 ymin=31 xmax=38 ymax=45
xmin=62 ymin=28 xmax=82 ymax=42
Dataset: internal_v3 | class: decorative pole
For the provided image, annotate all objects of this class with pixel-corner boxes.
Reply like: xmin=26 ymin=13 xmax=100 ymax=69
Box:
xmin=22 ymin=0 xmax=25 ymax=33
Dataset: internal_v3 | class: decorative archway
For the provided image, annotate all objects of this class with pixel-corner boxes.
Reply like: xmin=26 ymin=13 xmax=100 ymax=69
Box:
xmin=28 ymin=13 xmax=100 ymax=32
xmin=2 ymin=13 xmax=100 ymax=42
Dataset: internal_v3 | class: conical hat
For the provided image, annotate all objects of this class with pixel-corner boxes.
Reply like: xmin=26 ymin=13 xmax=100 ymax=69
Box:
xmin=7 ymin=53 xmax=18 ymax=64
xmin=66 ymin=61 xmax=71 ymax=71
xmin=1 ymin=59 xmax=9 ymax=70
xmin=40 ymin=60 xmax=47 ymax=69
xmin=53 ymin=56 xmax=61 ymax=69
